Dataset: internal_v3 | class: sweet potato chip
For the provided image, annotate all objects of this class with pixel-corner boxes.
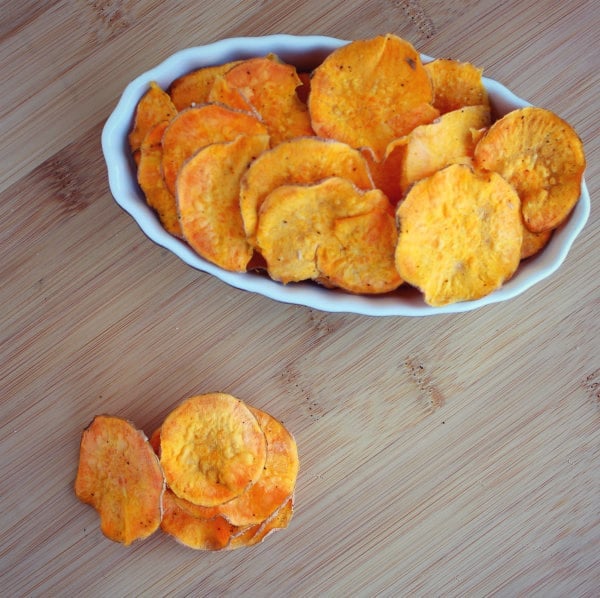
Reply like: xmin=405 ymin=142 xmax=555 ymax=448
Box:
xmin=396 ymin=104 xmax=491 ymax=195
xmin=207 ymin=75 xmax=254 ymax=112
xmin=240 ymin=137 xmax=374 ymax=245
xmin=474 ymin=106 xmax=586 ymax=233
xmin=425 ymin=59 xmax=489 ymax=114
xmin=159 ymin=393 xmax=267 ymax=507
xmin=316 ymin=208 xmax=402 ymax=294
xmin=520 ymin=223 xmax=553 ymax=260
xmin=395 ymin=164 xmax=523 ymax=306
xmin=211 ymin=56 xmax=314 ymax=145
xmin=309 ymin=34 xmax=437 ymax=159
xmin=256 ymin=177 xmax=391 ymax=285
xmin=137 ymin=121 xmax=182 ymax=237
xmin=177 ymin=134 xmax=270 ymax=271
xmin=216 ymin=406 xmax=298 ymax=526
xmin=74 ymin=415 xmax=165 ymax=545
xmin=168 ymin=61 xmax=242 ymax=110
xmin=161 ymin=104 xmax=268 ymax=195
xmin=160 ymin=489 xmax=237 ymax=550
xmin=129 ymin=82 xmax=177 ymax=157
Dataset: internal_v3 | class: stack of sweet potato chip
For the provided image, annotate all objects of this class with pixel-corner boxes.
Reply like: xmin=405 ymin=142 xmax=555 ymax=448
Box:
xmin=128 ymin=33 xmax=586 ymax=306
xmin=75 ymin=393 xmax=298 ymax=550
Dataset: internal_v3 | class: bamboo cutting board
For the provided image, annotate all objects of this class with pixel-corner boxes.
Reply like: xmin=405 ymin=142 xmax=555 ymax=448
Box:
xmin=1 ymin=1 xmax=598 ymax=596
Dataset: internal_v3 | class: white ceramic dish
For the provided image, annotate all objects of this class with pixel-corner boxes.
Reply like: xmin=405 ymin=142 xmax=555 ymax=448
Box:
xmin=101 ymin=34 xmax=589 ymax=316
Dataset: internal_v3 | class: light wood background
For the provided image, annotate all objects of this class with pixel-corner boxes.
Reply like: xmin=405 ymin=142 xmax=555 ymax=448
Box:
xmin=1 ymin=1 xmax=598 ymax=596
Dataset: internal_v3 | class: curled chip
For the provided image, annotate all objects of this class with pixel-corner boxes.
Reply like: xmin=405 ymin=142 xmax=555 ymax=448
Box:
xmin=176 ymin=134 xmax=270 ymax=271
xmin=209 ymin=56 xmax=314 ymax=145
xmin=137 ymin=121 xmax=182 ymax=237
xmin=520 ymin=224 xmax=553 ymax=260
xmin=161 ymin=104 xmax=268 ymax=195
xmin=168 ymin=61 xmax=242 ymax=110
xmin=159 ymin=393 xmax=268 ymax=507
xmin=395 ymin=164 xmax=523 ymax=306
xmin=240 ymin=137 xmax=374 ymax=245
xmin=309 ymin=33 xmax=438 ymax=159
xmin=395 ymin=104 xmax=491 ymax=195
xmin=256 ymin=177 xmax=393 ymax=286
xmin=474 ymin=106 xmax=586 ymax=233
xmin=128 ymin=82 xmax=177 ymax=159
xmin=74 ymin=415 xmax=165 ymax=545
xmin=425 ymin=59 xmax=489 ymax=114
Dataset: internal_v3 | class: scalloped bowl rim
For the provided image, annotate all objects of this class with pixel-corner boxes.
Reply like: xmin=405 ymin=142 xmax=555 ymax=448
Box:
xmin=101 ymin=34 xmax=590 ymax=317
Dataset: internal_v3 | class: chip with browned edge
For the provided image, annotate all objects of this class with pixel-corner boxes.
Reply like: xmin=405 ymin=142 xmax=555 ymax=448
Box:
xmin=177 ymin=134 xmax=270 ymax=271
xmin=309 ymin=34 xmax=438 ymax=160
xmin=395 ymin=164 xmax=523 ymax=306
xmin=159 ymin=393 xmax=268 ymax=507
xmin=74 ymin=415 xmax=165 ymax=545
xmin=474 ymin=106 xmax=586 ymax=233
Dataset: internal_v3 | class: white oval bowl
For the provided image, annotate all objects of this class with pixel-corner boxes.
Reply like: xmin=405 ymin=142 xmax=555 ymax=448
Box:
xmin=101 ymin=34 xmax=590 ymax=317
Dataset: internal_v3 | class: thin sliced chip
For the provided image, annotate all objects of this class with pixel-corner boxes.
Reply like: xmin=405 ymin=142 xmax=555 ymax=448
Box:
xmin=316 ymin=208 xmax=403 ymax=294
xmin=137 ymin=121 xmax=182 ymax=237
xmin=159 ymin=393 xmax=267 ymax=507
xmin=161 ymin=104 xmax=268 ymax=195
xmin=207 ymin=75 xmax=254 ymax=112
xmin=74 ymin=415 xmax=165 ymax=545
xmin=177 ymin=134 xmax=270 ymax=271
xmin=129 ymin=82 xmax=177 ymax=156
xmin=396 ymin=104 xmax=491 ymax=195
xmin=213 ymin=56 xmax=314 ymax=145
xmin=168 ymin=61 xmax=242 ymax=110
xmin=216 ymin=406 xmax=299 ymax=526
xmin=521 ymin=223 xmax=553 ymax=260
xmin=256 ymin=177 xmax=391 ymax=284
xmin=395 ymin=164 xmax=523 ymax=306
xmin=425 ymin=59 xmax=489 ymax=114
xmin=240 ymin=137 xmax=374 ymax=245
xmin=474 ymin=106 xmax=586 ymax=232
xmin=309 ymin=34 xmax=437 ymax=159
xmin=160 ymin=489 xmax=237 ymax=550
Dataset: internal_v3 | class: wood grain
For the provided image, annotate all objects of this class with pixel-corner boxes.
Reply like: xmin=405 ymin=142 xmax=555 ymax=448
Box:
xmin=1 ymin=1 xmax=598 ymax=596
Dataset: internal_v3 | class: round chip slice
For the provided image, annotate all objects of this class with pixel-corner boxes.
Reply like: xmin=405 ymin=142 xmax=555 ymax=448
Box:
xmin=474 ymin=106 xmax=586 ymax=233
xmin=395 ymin=163 xmax=523 ymax=306
xmin=160 ymin=393 xmax=268 ymax=507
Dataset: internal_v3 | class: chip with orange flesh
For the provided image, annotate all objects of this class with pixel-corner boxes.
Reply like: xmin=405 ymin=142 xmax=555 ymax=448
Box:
xmin=161 ymin=104 xmax=268 ymax=195
xmin=137 ymin=121 xmax=182 ymax=237
xmin=256 ymin=177 xmax=392 ymax=284
xmin=309 ymin=34 xmax=438 ymax=160
xmin=74 ymin=415 xmax=165 ymax=546
xmin=128 ymin=82 xmax=177 ymax=158
xmin=520 ymin=223 xmax=553 ymax=260
xmin=474 ymin=106 xmax=586 ymax=233
xmin=159 ymin=393 xmax=268 ymax=507
xmin=395 ymin=163 xmax=523 ymax=306
xmin=168 ymin=61 xmax=242 ymax=110
xmin=176 ymin=134 xmax=270 ymax=271
xmin=160 ymin=488 xmax=238 ymax=550
xmin=239 ymin=137 xmax=374 ymax=245
xmin=316 ymin=208 xmax=403 ymax=294
xmin=207 ymin=75 xmax=254 ymax=112
xmin=395 ymin=104 xmax=492 ymax=195
xmin=424 ymin=59 xmax=489 ymax=114
xmin=211 ymin=56 xmax=314 ymax=146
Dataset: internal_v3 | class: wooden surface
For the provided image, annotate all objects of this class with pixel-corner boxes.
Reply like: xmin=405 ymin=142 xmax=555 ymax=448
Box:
xmin=1 ymin=1 xmax=598 ymax=596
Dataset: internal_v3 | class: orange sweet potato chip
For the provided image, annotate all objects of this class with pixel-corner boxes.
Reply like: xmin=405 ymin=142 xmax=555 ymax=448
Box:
xmin=161 ymin=104 xmax=268 ymax=195
xmin=168 ymin=61 xmax=242 ymax=110
xmin=176 ymin=134 xmax=270 ymax=271
xmin=256 ymin=177 xmax=392 ymax=285
xmin=520 ymin=223 xmax=553 ymax=260
xmin=74 ymin=415 xmax=165 ymax=545
xmin=425 ymin=59 xmax=489 ymax=114
xmin=129 ymin=82 xmax=177 ymax=157
xmin=239 ymin=137 xmax=374 ymax=245
xmin=309 ymin=34 xmax=437 ymax=160
xmin=474 ymin=106 xmax=586 ymax=233
xmin=211 ymin=56 xmax=314 ymax=145
xmin=159 ymin=393 xmax=267 ymax=507
xmin=137 ymin=121 xmax=182 ymax=237
xmin=395 ymin=164 xmax=523 ymax=306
